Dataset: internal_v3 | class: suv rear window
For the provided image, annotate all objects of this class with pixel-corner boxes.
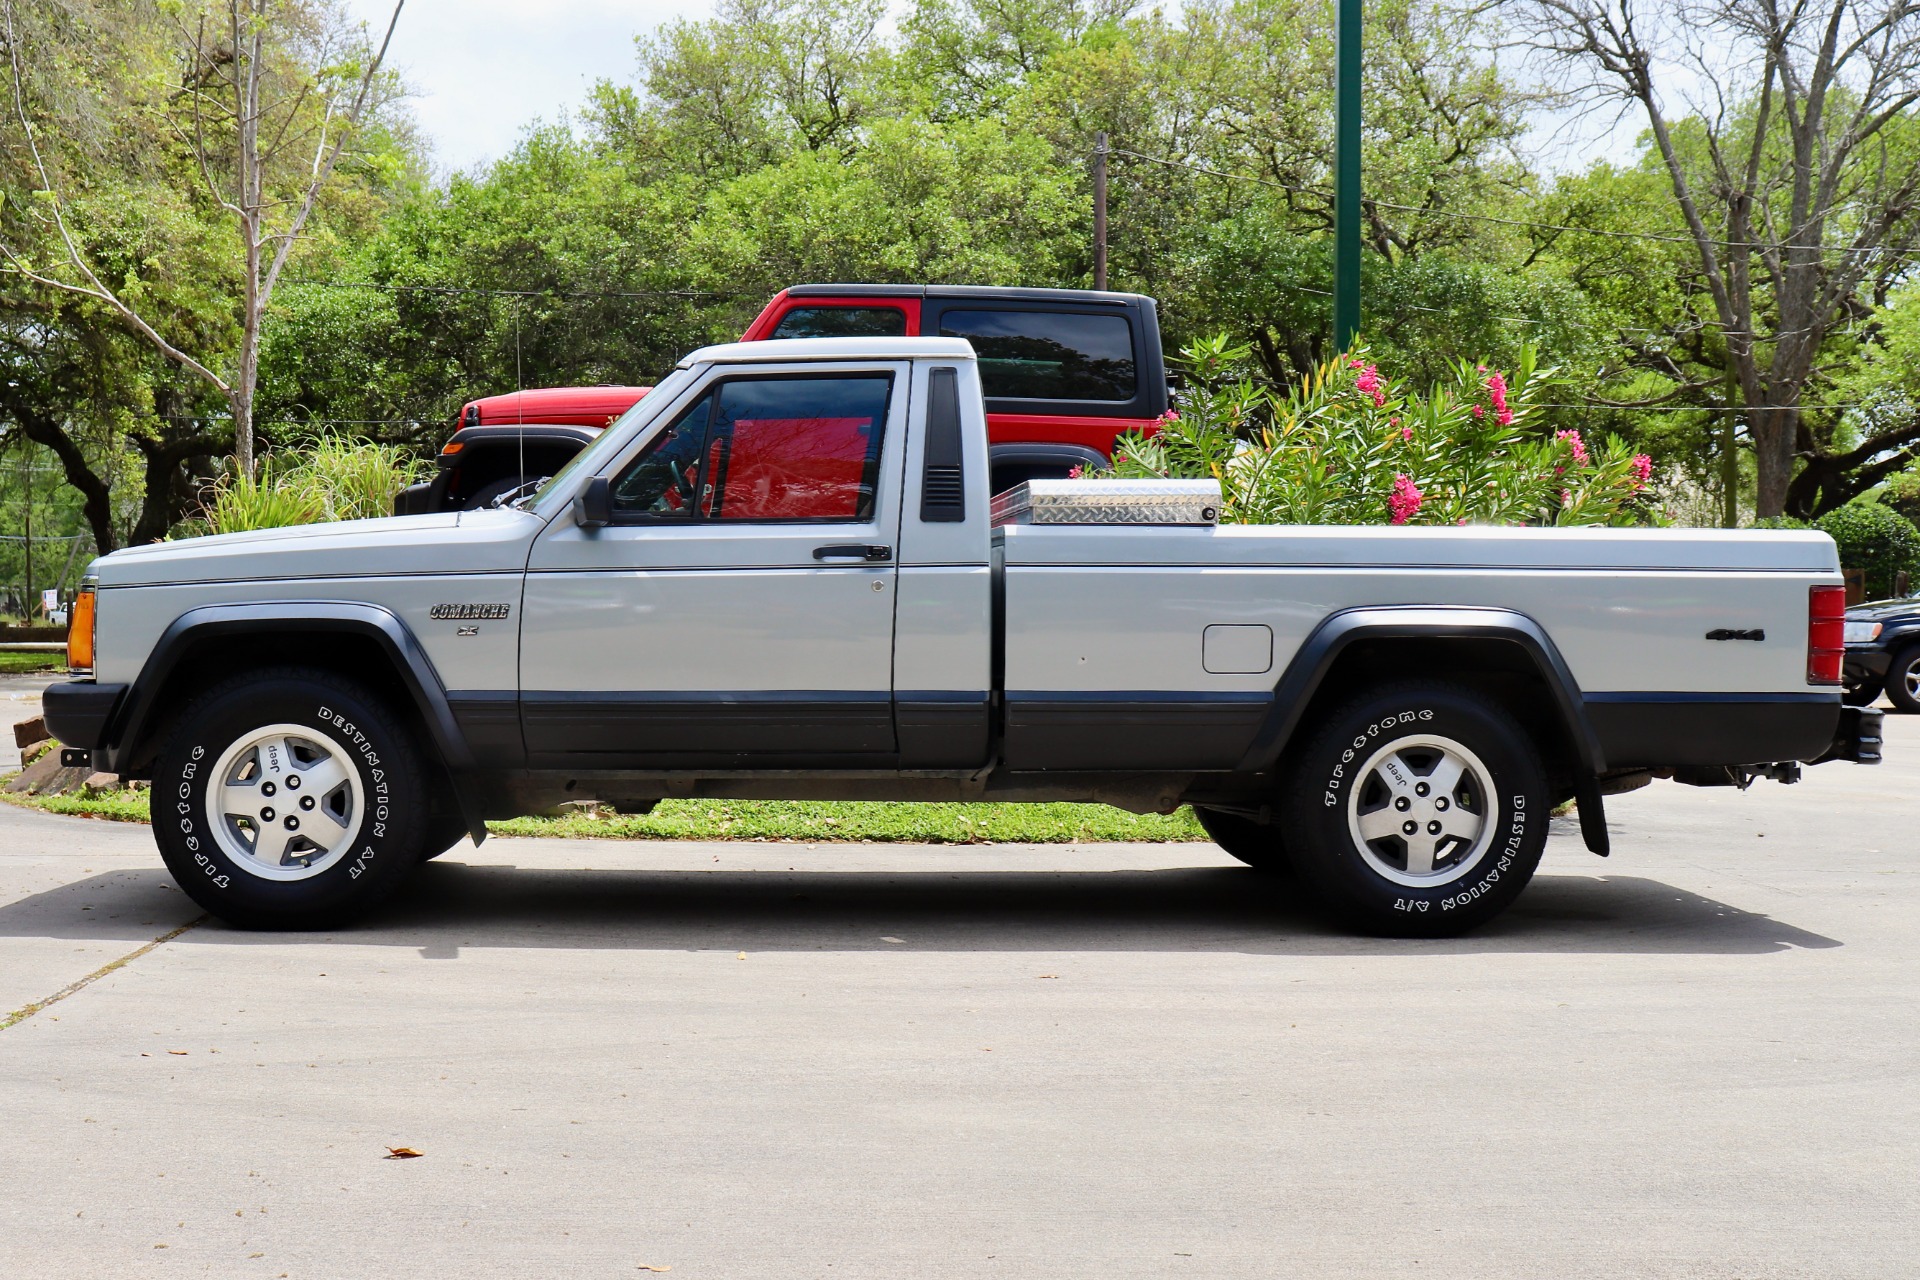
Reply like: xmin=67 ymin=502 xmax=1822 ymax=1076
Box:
xmin=937 ymin=310 xmax=1135 ymax=402
xmin=770 ymin=306 xmax=909 ymax=339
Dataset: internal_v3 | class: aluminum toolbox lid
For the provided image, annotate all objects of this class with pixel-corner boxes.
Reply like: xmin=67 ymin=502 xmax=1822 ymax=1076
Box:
xmin=989 ymin=478 xmax=1223 ymax=526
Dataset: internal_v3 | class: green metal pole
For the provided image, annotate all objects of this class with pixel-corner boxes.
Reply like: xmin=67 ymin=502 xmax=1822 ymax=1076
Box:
xmin=1333 ymin=0 xmax=1362 ymax=352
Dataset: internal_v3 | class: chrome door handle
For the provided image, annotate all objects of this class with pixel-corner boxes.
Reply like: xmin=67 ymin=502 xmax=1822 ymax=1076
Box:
xmin=812 ymin=544 xmax=892 ymax=562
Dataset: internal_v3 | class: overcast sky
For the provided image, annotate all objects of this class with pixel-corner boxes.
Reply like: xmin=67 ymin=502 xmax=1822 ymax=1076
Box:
xmin=344 ymin=0 xmax=710 ymax=175
xmin=345 ymin=0 xmax=1640 ymax=179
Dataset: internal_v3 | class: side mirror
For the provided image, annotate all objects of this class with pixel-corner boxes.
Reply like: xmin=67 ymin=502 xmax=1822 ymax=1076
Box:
xmin=574 ymin=476 xmax=612 ymax=530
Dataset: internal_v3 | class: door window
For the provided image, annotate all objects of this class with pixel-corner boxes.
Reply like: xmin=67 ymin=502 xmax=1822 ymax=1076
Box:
xmin=936 ymin=310 xmax=1136 ymax=401
xmin=770 ymin=306 xmax=909 ymax=339
xmin=610 ymin=375 xmax=892 ymax=522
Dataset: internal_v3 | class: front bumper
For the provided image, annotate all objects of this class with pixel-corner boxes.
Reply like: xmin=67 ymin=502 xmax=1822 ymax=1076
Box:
xmin=1845 ymin=647 xmax=1891 ymax=680
xmin=41 ymin=681 xmax=128 ymax=751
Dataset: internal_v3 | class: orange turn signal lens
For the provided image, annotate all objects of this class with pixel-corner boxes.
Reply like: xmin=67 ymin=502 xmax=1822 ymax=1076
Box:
xmin=67 ymin=584 xmax=96 ymax=673
xmin=440 ymin=440 xmax=465 ymax=456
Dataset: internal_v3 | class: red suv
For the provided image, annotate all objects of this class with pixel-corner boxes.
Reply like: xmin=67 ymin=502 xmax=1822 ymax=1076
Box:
xmin=400 ymin=284 xmax=1167 ymax=512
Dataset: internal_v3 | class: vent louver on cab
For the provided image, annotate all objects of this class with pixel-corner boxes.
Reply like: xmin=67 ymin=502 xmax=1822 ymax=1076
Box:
xmin=920 ymin=367 xmax=966 ymax=523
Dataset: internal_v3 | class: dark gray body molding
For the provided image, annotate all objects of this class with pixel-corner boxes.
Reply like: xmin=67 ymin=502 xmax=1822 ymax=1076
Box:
xmin=1235 ymin=606 xmax=1611 ymax=854
xmin=84 ymin=601 xmax=486 ymax=844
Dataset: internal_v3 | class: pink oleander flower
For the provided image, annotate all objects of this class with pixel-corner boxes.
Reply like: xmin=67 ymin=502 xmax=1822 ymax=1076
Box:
xmin=1389 ymin=473 xmax=1423 ymax=525
xmin=1472 ymin=405 xmax=1485 ymax=419
xmin=1560 ymin=488 xmax=1572 ymax=506
xmin=1485 ymin=372 xmax=1512 ymax=426
xmin=1354 ymin=362 xmax=1385 ymax=407
xmin=1631 ymin=453 xmax=1654 ymax=490
xmin=1401 ymin=425 xmax=1413 ymax=441
xmin=1067 ymin=465 xmax=1084 ymax=479
xmin=1457 ymin=518 xmax=1469 ymax=526
xmin=1556 ymin=429 xmax=1590 ymax=467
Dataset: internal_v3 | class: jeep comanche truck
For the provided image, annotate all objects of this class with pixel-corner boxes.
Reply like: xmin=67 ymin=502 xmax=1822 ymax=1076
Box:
xmin=397 ymin=284 xmax=1168 ymax=513
xmin=45 ymin=337 xmax=1882 ymax=936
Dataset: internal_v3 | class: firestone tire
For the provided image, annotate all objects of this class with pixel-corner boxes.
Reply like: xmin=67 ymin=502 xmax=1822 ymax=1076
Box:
xmin=152 ymin=667 xmax=429 ymax=930
xmin=1192 ymin=806 xmax=1293 ymax=875
xmin=1280 ymin=682 xmax=1550 ymax=938
xmin=1884 ymin=645 xmax=1920 ymax=714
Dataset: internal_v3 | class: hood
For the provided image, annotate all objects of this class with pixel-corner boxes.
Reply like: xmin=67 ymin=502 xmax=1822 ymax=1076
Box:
xmin=93 ymin=509 xmax=540 ymax=588
xmin=1847 ymin=595 xmax=1920 ymax=623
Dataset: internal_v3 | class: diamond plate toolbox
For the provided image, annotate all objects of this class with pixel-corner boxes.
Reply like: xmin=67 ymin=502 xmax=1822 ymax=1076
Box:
xmin=990 ymin=478 xmax=1223 ymax=527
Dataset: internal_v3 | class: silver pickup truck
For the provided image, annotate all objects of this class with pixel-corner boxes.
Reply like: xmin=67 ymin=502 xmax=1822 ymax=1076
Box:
xmin=44 ymin=337 xmax=1881 ymax=935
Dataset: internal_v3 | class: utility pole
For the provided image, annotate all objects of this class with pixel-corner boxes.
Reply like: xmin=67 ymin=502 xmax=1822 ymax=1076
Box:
xmin=1333 ymin=0 xmax=1362 ymax=351
xmin=1093 ymin=132 xmax=1109 ymax=292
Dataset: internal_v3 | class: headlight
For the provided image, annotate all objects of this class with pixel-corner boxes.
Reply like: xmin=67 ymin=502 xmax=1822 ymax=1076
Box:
xmin=1844 ymin=620 xmax=1882 ymax=644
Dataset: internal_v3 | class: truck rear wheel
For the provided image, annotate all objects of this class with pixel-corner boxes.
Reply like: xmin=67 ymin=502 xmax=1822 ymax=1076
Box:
xmin=1192 ymin=806 xmax=1292 ymax=874
xmin=152 ymin=667 xmax=429 ymax=929
xmin=1280 ymin=683 xmax=1549 ymax=937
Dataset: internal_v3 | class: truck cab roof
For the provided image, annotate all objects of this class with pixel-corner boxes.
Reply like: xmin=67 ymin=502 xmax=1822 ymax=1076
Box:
xmin=679 ymin=336 xmax=979 ymax=367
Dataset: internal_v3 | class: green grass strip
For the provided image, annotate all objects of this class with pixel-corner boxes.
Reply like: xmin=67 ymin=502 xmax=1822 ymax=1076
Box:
xmin=0 ymin=652 xmax=65 ymax=673
xmin=2 ymin=786 xmax=1210 ymax=843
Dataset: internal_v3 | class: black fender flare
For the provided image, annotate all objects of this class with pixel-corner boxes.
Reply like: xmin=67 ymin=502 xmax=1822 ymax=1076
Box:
xmin=1236 ymin=606 xmax=1610 ymax=855
xmin=106 ymin=601 xmax=485 ymax=845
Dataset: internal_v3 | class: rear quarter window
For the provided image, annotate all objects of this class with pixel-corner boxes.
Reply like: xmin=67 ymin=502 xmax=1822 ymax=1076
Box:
xmin=771 ymin=306 xmax=910 ymax=339
xmin=937 ymin=310 xmax=1136 ymax=402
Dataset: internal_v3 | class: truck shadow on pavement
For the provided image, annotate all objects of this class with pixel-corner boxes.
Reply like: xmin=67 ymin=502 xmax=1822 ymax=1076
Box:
xmin=0 ymin=863 xmax=1839 ymax=956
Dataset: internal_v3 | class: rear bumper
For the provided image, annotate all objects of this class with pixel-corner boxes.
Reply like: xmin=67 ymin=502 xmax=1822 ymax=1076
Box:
xmin=41 ymin=681 xmax=128 ymax=751
xmin=1584 ymin=693 xmax=1841 ymax=768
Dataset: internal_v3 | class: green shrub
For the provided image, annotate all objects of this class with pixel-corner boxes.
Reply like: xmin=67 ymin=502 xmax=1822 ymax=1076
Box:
xmin=1814 ymin=501 xmax=1920 ymax=599
xmin=1884 ymin=469 xmax=1920 ymax=528
xmin=196 ymin=438 xmax=426 ymax=535
xmin=1103 ymin=338 xmax=1658 ymax=527
xmin=201 ymin=471 xmax=323 ymax=533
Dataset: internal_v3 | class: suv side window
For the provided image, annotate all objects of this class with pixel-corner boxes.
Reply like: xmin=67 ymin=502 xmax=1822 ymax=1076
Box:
xmin=611 ymin=375 xmax=892 ymax=522
xmin=936 ymin=310 xmax=1135 ymax=401
xmin=771 ymin=306 xmax=909 ymax=339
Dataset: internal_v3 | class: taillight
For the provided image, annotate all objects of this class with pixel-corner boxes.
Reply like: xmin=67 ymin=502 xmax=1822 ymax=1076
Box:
xmin=67 ymin=583 xmax=96 ymax=674
xmin=1808 ymin=585 xmax=1845 ymax=684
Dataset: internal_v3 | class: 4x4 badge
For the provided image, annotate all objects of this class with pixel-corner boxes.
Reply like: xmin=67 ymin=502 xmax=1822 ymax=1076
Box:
xmin=430 ymin=603 xmax=511 ymax=621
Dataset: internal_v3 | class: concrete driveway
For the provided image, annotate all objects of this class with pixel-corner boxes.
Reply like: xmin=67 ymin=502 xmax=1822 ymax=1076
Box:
xmin=0 ymin=717 xmax=1915 ymax=1278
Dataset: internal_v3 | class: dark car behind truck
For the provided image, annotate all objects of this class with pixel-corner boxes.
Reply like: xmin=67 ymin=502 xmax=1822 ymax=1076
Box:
xmin=400 ymin=285 xmax=1168 ymax=513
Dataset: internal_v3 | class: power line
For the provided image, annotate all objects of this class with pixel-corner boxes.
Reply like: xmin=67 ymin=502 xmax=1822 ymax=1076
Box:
xmin=282 ymin=279 xmax=750 ymax=302
xmin=1109 ymin=145 xmax=1920 ymax=262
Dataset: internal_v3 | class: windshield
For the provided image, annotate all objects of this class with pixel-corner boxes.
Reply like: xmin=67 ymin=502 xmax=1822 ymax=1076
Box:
xmin=526 ymin=368 xmax=691 ymax=515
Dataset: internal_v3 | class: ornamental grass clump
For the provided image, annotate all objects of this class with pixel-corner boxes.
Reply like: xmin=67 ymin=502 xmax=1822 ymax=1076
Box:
xmin=194 ymin=438 xmax=427 ymax=535
xmin=1100 ymin=336 xmax=1656 ymax=528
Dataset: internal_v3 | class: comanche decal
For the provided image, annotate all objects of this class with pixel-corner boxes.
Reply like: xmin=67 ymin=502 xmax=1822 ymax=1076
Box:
xmin=430 ymin=603 xmax=512 ymax=621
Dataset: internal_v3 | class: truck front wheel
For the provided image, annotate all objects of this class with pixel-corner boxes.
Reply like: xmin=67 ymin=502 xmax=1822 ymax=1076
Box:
xmin=152 ymin=668 xmax=430 ymax=929
xmin=1281 ymin=683 xmax=1549 ymax=937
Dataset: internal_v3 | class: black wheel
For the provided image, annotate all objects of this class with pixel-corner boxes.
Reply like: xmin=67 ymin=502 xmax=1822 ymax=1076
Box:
xmin=1192 ymin=806 xmax=1293 ymax=874
xmin=1843 ymin=673 xmax=1885 ymax=707
xmin=152 ymin=667 xmax=430 ymax=929
xmin=1280 ymin=682 xmax=1550 ymax=937
xmin=1885 ymin=645 xmax=1920 ymax=714
xmin=459 ymin=476 xmax=525 ymax=511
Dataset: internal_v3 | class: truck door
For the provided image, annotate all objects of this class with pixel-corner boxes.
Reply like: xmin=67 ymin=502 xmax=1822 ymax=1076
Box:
xmin=520 ymin=363 xmax=907 ymax=766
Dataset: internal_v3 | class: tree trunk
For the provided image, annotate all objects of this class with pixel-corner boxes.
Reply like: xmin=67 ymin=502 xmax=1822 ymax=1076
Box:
xmin=11 ymin=406 xmax=117 ymax=554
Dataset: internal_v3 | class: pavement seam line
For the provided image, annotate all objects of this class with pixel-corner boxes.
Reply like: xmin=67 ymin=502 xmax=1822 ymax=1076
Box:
xmin=0 ymin=915 xmax=208 ymax=1032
